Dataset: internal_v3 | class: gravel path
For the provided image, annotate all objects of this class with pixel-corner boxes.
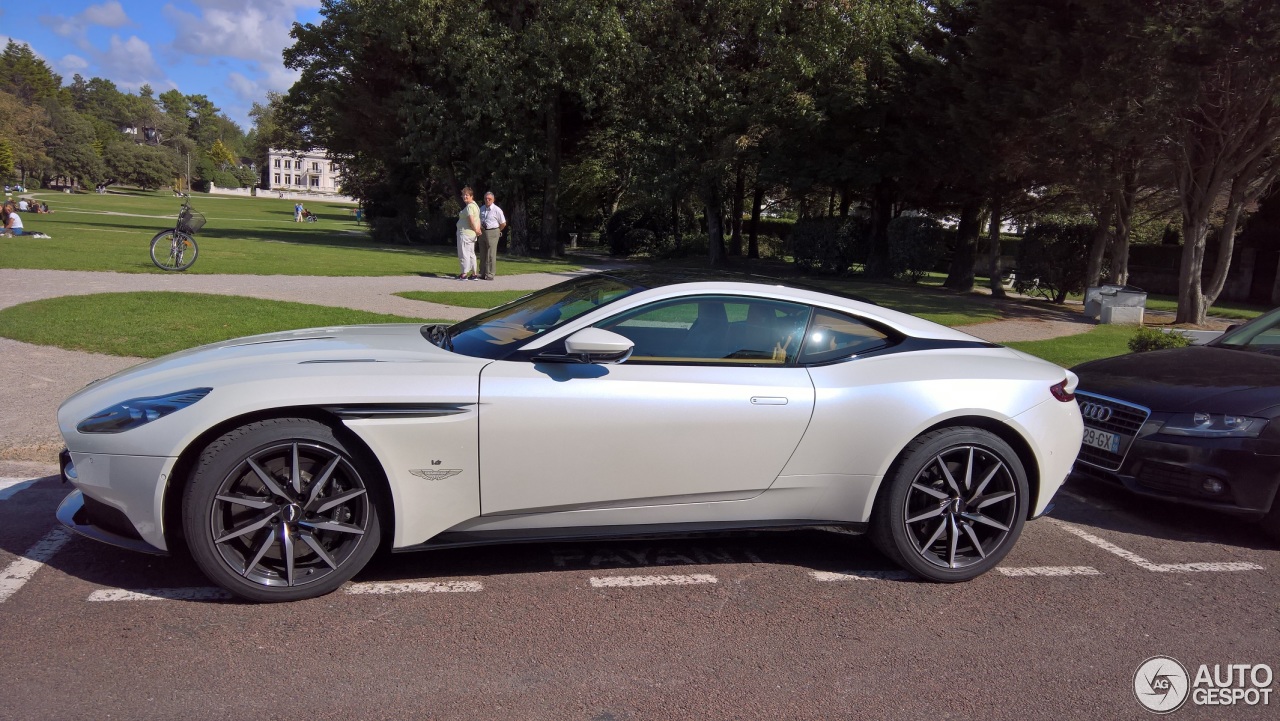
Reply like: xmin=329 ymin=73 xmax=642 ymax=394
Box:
xmin=0 ymin=267 xmax=1098 ymax=468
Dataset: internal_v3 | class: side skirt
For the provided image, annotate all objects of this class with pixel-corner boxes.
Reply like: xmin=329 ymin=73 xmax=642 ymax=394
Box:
xmin=392 ymin=519 xmax=867 ymax=553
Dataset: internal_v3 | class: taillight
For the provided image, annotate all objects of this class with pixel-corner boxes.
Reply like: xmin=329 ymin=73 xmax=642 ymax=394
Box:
xmin=1050 ymin=379 xmax=1074 ymax=402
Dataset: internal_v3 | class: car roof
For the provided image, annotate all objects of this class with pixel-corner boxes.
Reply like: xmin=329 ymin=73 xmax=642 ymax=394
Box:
xmin=593 ymin=268 xmax=877 ymax=305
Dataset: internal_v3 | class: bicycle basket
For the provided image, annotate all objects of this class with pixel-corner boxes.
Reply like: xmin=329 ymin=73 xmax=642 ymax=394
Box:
xmin=178 ymin=208 xmax=206 ymax=234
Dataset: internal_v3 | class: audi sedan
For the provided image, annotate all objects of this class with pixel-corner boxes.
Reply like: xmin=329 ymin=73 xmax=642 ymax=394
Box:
xmin=56 ymin=270 xmax=1083 ymax=601
xmin=1071 ymin=306 xmax=1280 ymax=539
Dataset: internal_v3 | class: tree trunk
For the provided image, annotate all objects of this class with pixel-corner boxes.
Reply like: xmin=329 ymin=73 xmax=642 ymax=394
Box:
xmin=541 ymin=93 xmax=561 ymax=257
xmin=730 ymin=163 xmax=745 ymax=256
xmin=1085 ymin=203 xmax=1115 ymax=288
xmin=864 ymin=180 xmax=894 ymax=278
xmin=507 ymin=185 xmax=530 ymax=256
xmin=827 ymin=188 xmax=836 ymax=217
xmin=747 ymin=184 xmax=764 ymax=260
xmin=987 ymin=194 xmax=1006 ymax=298
xmin=703 ymin=179 xmax=727 ymax=267
xmin=838 ymin=186 xmax=852 ymax=217
xmin=1176 ymin=213 xmax=1209 ymax=324
xmin=671 ymin=193 xmax=681 ymax=252
xmin=943 ymin=200 xmax=980 ymax=291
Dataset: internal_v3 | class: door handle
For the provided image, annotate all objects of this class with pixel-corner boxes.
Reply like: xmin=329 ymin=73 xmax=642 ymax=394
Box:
xmin=750 ymin=396 xmax=788 ymax=405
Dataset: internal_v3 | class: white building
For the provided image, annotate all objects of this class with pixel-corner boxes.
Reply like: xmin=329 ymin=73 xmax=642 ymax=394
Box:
xmin=264 ymin=148 xmax=343 ymax=195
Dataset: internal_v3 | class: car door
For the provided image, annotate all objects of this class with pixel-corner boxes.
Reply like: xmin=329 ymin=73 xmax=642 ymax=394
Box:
xmin=478 ymin=295 xmax=817 ymax=516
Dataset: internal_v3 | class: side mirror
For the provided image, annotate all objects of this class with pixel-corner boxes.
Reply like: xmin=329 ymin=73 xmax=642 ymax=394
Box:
xmin=562 ymin=327 xmax=634 ymax=364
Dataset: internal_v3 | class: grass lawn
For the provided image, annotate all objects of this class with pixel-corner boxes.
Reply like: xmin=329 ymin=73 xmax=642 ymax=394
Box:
xmin=0 ymin=292 xmax=439 ymax=358
xmin=1141 ymin=294 xmax=1268 ymax=321
xmin=2 ymin=188 xmax=583 ymax=277
xmin=1007 ymin=325 xmax=1135 ymax=368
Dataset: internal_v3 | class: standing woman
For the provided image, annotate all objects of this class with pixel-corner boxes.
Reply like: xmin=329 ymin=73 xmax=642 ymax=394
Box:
xmin=456 ymin=186 xmax=482 ymax=280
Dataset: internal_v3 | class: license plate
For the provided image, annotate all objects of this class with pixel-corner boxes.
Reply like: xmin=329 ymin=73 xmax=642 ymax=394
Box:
xmin=1082 ymin=427 xmax=1121 ymax=454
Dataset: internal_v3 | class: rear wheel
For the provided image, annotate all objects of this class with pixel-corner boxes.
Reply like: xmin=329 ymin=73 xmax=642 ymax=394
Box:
xmin=182 ymin=418 xmax=383 ymax=602
xmin=871 ymin=427 xmax=1028 ymax=581
xmin=150 ymin=229 xmax=198 ymax=271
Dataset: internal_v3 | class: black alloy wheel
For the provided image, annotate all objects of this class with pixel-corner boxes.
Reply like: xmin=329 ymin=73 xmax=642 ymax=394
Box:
xmin=184 ymin=418 xmax=382 ymax=602
xmin=872 ymin=427 xmax=1028 ymax=581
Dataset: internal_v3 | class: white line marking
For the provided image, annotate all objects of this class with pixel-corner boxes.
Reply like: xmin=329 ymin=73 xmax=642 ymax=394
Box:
xmin=0 ymin=479 xmax=38 ymax=501
xmin=0 ymin=528 xmax=73 ymax=603
xmin=345 ymin=581 xmax=483 ymax=595
xmin=590 ymin=573 xmax=718 ymax=588
xmin=1047 ymin=519 xmax=1264 ymax=573
xmin=810 ymin=570 xmax=912 ymax=582
xmin=88 ymin=587 xmax=233 ymax=602
xmin=998 ymin=566 xmax=1102 ymax=577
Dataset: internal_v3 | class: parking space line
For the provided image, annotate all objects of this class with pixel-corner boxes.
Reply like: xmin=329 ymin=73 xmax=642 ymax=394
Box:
xmin=88 ymin=587 xmax=233 ymax=602
xmin=0 ymin=478 xmax=38 ymax=501
xmin=590 ymin=574 xmax=718 ymax=588
xmin=1047 ymin=519 xmax=1264 ymax=573
xmin=811 ymin=570 xmax=912 ymax=582
xmin=346 ymin=581 xmax=483 ymax=594
xmin=0 ymin=528 xmax=73 ymax=604
xmin=998 ymin=566 xmax=1102 ymax=577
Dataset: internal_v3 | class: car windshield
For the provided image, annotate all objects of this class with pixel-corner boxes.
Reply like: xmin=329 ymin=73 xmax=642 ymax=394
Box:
xmin=442 ymin=274 xmax=643 ymax=359
xmin=1214 ymin=306 xmax=1280 ymax=354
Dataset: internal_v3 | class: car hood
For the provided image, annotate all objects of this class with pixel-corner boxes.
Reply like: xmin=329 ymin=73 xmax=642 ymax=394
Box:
xmin=1072 ymin=346 xmax=1280 ymax=414
xmin=64 ymin=324 xmax=466 ymax=404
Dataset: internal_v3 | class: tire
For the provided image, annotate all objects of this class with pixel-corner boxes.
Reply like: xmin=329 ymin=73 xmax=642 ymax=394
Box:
xmin=871 ymin=426 xmax=1028 ymax=582
xmin=182 ymin=418 xmax=384 ymax=602
xmin=150 ymin=229 xmax=198 ymax=271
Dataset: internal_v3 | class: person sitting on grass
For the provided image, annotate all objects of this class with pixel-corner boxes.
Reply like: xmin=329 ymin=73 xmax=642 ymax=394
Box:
xmin=3 ymin=202 xmax=24 ymax=236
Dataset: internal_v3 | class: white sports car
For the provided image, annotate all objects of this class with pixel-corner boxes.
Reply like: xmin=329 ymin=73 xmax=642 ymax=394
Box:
xmin=57 ymin=270 xmax=1083 ymax=601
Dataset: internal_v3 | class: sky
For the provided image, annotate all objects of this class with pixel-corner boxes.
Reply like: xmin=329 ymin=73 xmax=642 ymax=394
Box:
xmin=0 ymin=0 xmax=323 ymax=131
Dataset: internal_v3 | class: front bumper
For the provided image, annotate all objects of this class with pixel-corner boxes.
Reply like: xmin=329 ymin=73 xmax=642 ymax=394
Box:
xmin=56 ymin=450 xmax=175 ymax=553
xmin=57 ymin=491 xmax=167 ymax=555
xmin=1073 ymin=433 xmax=1280 ymax=519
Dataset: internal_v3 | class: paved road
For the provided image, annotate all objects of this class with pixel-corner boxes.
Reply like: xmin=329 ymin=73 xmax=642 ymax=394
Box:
xmin=0 ymin=471 xmax=1275 ymax=720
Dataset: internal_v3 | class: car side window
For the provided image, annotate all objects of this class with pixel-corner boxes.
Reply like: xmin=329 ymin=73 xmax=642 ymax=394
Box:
xmin=798 ymin=309 xmax=891 ymax=364
xmin=598 ymin=296 xmax=811 ymax=365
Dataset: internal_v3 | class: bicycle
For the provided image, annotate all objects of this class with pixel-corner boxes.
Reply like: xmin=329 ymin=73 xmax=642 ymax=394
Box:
xmin=150 ymin=194 xmax=205 ymax=271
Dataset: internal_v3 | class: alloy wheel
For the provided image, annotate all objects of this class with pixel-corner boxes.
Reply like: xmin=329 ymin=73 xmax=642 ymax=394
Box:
xmin=901 ymin=444 xmax=1019 ymax=569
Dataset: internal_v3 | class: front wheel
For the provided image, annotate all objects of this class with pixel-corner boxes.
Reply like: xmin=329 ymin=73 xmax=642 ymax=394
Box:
xmin=149 ymin=229 xmax=198 ymax=271
xmin=871 ymin=427 xmax=1028 ymax=582
xmin=182 ymin=418 xmax=384 ymax=602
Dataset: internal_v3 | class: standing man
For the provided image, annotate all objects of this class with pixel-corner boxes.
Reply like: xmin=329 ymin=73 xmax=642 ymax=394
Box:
xmin=294 ymin=201 xmax=304 ymax=222
xmin=456 ymin=186 xmax=482 ymax=280
xmin=478 ymin=191 xmax=507 ymax=280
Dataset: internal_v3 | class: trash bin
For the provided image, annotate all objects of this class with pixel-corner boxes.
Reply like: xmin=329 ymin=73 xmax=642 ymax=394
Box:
xmin=1093 ymin=284 xmax=1147 ymax=325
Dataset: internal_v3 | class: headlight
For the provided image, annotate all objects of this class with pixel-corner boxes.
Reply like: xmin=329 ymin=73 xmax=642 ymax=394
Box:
xmin=77 ymin=388 xmax=213 ymax=434
xmin=1161 ymin=412 xmax=1267 ymax=438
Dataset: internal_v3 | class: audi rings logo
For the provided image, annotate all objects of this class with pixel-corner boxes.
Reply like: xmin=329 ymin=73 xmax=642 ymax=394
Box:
xmin=1080 ymin=401 xmax=1114 ymax=423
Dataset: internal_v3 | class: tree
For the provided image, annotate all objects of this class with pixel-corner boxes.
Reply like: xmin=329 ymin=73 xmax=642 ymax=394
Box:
xmin=0 ymin=41 xmax=61 ymax=102
xmin=44 ymin=103 xmax=104 ymax=187
xmin=208 ymin=139 xmax=236 ymax=170
xmin=103 ymin=143 xmax=178 ymax=190
xmin=0 ymin=89 xmax=53 ymax=183
xmin=1157 ymin=0 xmax=1280 ymax=324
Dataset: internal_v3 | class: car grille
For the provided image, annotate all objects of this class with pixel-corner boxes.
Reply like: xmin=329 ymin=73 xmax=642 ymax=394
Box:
xmin=1075 ymin=391 xmax=1151 ymax=471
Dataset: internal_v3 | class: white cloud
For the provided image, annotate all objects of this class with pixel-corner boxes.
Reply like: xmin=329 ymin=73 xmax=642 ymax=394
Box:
xmin=95 ymin=34 xmax=161 ymax=89
xmin=40 ymin=2 xmax=133 ymax=41
xmin=58 ymin=54 xmax=91 ymax=73
xmin=164 ymin=0 xmax=317 ymax=65
xmin=227 ymin=71 xmax=260 ymax=101
xmin=82 ymin=1 xmax=131 ymax=28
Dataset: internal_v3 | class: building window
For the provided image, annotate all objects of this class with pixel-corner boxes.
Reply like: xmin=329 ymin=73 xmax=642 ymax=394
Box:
xmin=273 ymin=173 xmax=281 ymax=185
xmin=312 ymin=162 xmax=320 ymax=172
xmin=273 ymin=159 xmax=280 ymax=168
xmin=311 ymin=177 xmax=320 ymax=187
xmin=286 ymin=160 xmax=293 ymax=169
xmin=285 ymin=174 xmax=292 ymax=185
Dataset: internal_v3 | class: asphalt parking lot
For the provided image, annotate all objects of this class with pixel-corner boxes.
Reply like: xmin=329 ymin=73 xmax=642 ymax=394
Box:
xmin=1 ymin=468 xmax=1276 ymax=720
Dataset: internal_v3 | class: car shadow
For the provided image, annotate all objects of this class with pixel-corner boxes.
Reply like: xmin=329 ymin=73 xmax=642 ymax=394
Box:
xmin=1052 ymin=473 xmax=1278 ymax=551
